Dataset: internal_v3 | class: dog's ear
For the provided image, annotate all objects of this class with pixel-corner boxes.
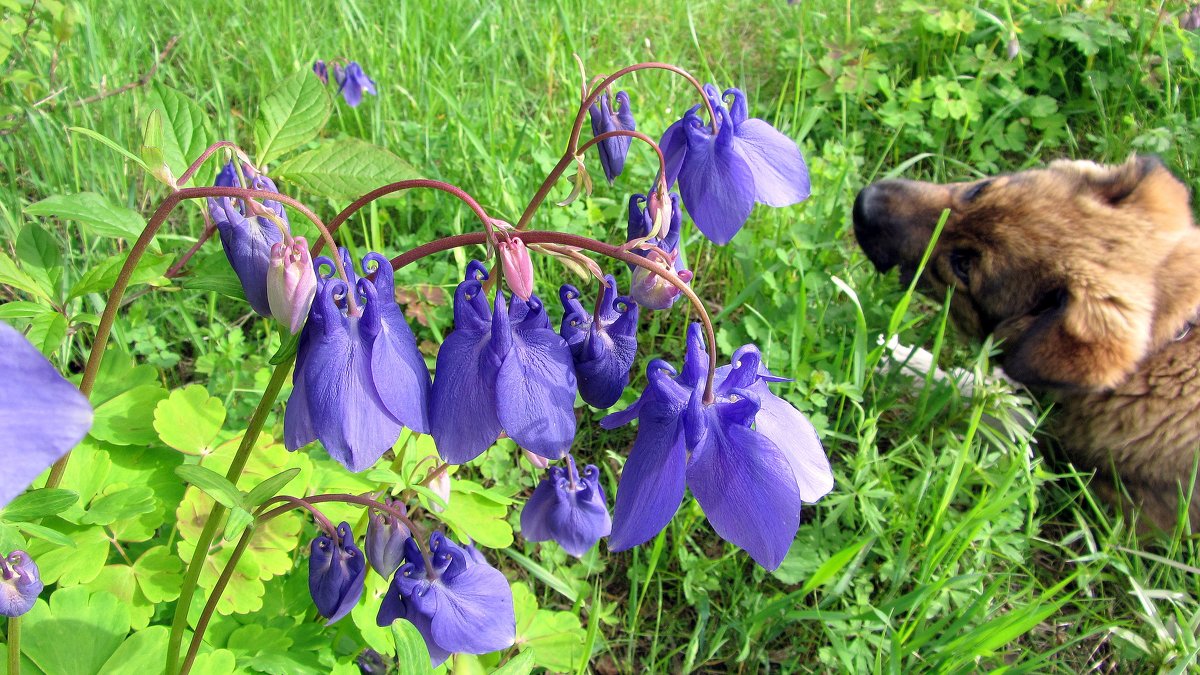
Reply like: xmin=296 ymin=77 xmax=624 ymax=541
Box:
xmin=1064 ymin=155 xmax=1193 ymax=228
xmin=1002 ymin=276 xmax=1153 ymax=390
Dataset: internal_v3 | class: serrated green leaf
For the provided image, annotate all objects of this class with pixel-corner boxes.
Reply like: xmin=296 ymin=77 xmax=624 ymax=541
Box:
xmin=68 ymin=251 xmax=173 ymax=300
xmin=15 ymin=223 xmax=62 ymax=297
xmin=153 ymin=384 xmax=226 ymax=455
xmin=90 ymin=384 xmax=169 ymax=446
xmin=144 ymin=84 xmax=214 ymax=180
xmin=175 ymin=464 xmax=244 ymax=509
xmin=25 ymin=310 xmax=67 ymax=356
xmin=0 ymin=488 xmax=78 ymax=522
xmin=274 ymin=138 xmax=417 ymax=201
xmin=244 ymin=468 xmax=301 ymax=507
xmin=254 ymin=70 xmax=331 ymax=165
xmin=81 ymin=486 xmax=157 ymax=525
xmin=25 ymin=192 xmax=148 ymax=241
xmin=0 ymin=248 xmax=52 ymax=302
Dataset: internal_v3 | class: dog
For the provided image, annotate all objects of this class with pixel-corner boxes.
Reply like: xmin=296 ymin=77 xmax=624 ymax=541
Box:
xmin=853 ymin=155 xmax=1200 ymax=531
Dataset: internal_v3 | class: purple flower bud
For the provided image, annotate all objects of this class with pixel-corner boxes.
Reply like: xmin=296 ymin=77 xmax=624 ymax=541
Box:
xmin=309 ymin=522 xmax=367 ymax=625
xmin=588 ymin=90 xmax=636 ymax=183
xmin=1183 ymin=5 xmax=1200 ymax=31
xmin=497 ymin=237 xmax=535 ymax=301
xmin=335 ymin=61 xmax=378 ymax=108
xmin=313 ymin=60 xmax=329 ymax=85
xmin=365 ymin=499 xmax=411 ymax=578
xmin=377 ymin=533 xmax=515 ymax=666
xmin=520 ymin=456 xmax=611 ymax=557
xmin=559 ymin=276 xmax=639 ymax=408
xmin=626 ymin=192 xmax=693 ymax=310
xmin=207 ymin=161 xmax=289 ymax=316
xmin=0 ymin=550 xmax=43 ymax=617
xmin=267 ymin=236 xmax=318 ymax=334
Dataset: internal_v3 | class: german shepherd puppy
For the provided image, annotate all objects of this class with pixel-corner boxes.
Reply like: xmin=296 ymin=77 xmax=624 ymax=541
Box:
xmin=853 ymin=156 xmax=1200 ymax=531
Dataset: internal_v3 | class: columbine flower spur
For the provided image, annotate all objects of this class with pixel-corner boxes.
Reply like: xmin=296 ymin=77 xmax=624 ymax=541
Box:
xmin=521 ymin=455 xmax=612 ymax=557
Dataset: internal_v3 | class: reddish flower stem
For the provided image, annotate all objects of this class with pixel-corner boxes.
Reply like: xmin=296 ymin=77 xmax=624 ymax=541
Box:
xmin=319 ymin=179 xmax=496 ymax=249
xmin=389 ymin=230 xmax=717 ymax=403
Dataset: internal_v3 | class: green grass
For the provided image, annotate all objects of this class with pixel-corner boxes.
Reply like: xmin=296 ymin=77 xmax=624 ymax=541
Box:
xmin=4 ymin=0 xmax=1200 ymax=672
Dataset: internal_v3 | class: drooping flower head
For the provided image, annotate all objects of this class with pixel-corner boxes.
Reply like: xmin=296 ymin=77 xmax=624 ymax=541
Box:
xmin=521 ymin=455 xmax=612 ymax=557
xmin=334 ymin=61 xmax=378 ymax=108
xmin=429 ymin=261 xmax=577 ymax=464
xmin=626 ymin=191 xmax=693 ymax=310
xmin=0 ymin=551 xmax=43 ymax=617
xmin=659 ymin=84 xmax=810 ymax=244
xmin=208 ymin=161 xmax=290 ymax=316
xmin=377 ymin=532 xmax=515 ymax=667
xmin=601 ymin=324 xmax=832 ymax=570
xmin=588 ymin=90 xmax=636 ymax=183
xmin=365 ymin=498 xmax=411 ymax=579
xmin=559 ymin=275 xmax=639 ymax=408
xmin=308 ymin=522 xmax=367 ymax=625
xmin=0 ymin=322 xmax=93 ymax=509
xmin=285 ymin=249 xmax=431 ymax=472
xmin=267 ymin=236 xmax=318 ymax=334
xmin=312 ymin=60 xmax=329 ymax=85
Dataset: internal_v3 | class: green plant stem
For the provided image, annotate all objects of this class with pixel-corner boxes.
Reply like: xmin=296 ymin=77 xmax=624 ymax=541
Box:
xmin=165 ymin=357 xmax=294 ymax=675
xmin=44 ymin=185 xmax=327 ymax=489
xmin=7 ymin=617 xmax=19 ymax=675
xmin=177 ymin=524 xmax=254 ymax=675
xmin=389 ymin=229 xmax=719 ymax=403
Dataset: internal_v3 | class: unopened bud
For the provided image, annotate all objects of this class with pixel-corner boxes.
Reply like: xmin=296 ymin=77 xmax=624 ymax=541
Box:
xmin=631 ymin=256 xmax=693 ymax=311
xmin=365 ymin=498 xmax=411 ymax=578
xmin=522 ymin=448 xmax=551 ymax=470
xmin=267 ymin=236 xmax=318 ymax=334
xmin=497 ymin=237 xmax=535 ymax=301
xmin=428 ymin=468 xmax=451 ymax=513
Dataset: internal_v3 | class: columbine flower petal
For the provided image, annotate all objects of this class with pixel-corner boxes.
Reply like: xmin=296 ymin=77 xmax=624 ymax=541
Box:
xmin=364 ymin=253 xmax=432 ymax=434
xmin=588 ymin=90 xmax=636 ymax=183
xmin=558 ymin=276 xmax=639 ymax=408
xmin=308 ymin=522 xmax=367 ymax=625
xmin=0 ymin=322 xmax=92 ymax=509
xmin=520 ymin=456 xmax=611 ymax=557
xmin=0 ymin=551 xmax=43 ymax=617
xmin=678 ymin=108 xmax=755 ymax=245
xmin=377 ymin=533 xmax=515 ymax=667
xmin=336 ymin=61 xmax=377 ymax=107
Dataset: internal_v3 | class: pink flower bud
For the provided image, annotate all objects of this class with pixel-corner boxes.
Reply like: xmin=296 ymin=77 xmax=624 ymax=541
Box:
xmin=522 ymin=448 xmax=551 ymax=470
xmin=497 ymin=237 xmax=535 ymax=301
xmin=428 ymin=468 xmax=451 ymax=513
xmin=267 ymin=236 xmax=318 ymax=334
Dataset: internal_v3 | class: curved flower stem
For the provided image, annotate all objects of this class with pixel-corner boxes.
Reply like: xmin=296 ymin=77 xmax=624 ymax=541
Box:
xmin=175 ymin=141 xmax=245 ymax=187
xmin=45 ymin=185 xmax=332 ymax=490
xmin=7 ymin=617 xmax=19 ymax=675
xmin=178 ymin=525 xmax=254 ymax=675
xmin=389 ymin=230 xmax=718 ymax=403
xmin=258 ymin=495 xmax=337 ymax=536
xmin=320 ymin=179 xmax=496 ymax=247
xmin=576 ymin=129 xmax=665 ymax=177
xmin=261 ymin=493 xmax=427 ymax=546
xmin=515 ymin=62 xmax=715 ymax=231
xmin=165 ymin=357 xmax=294 ymax=675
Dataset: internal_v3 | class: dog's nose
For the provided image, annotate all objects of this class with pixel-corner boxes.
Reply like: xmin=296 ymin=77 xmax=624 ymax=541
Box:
xmin=852 ymin=183 xmax=902 ymax=272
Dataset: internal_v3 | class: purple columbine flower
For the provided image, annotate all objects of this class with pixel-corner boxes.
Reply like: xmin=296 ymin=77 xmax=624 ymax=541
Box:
xmin=627 ymin=191 xmax=693 ymax=310
xmin=285 ymin=250 xmax=432 ymax=472
xmin=559 ymin=276 xmax=638 ymax=409
xmin=588 ymin=90 xmax=636 ymax=183
xmin=429 ymin=261 xmax=577 ymax=464
xmin=334 ymin=61 xmax=378 ymax=108
xmin=0 ymin=322 xmax=92 ymax=509
xmin=600 ymin=324 xmax=833 ymax=570
xmin=309 ymin=522 xmax=367 ymax=625
xmin=659 ymin=84 xmax=810 ymax=245
xmin=208 ymin=161 xmax=289 ymax=316
xmin=377 ymin=532 xmax=515 ymax=667
xmin=520 ymin=455 xmax=611 ymax=557
xmin=313 ymin=60 xmax=329 ymax=85
xmin=0 ymin=551 xmax=43 ymax=617
xmin=365 ymin=498 xmax=411 ymax=578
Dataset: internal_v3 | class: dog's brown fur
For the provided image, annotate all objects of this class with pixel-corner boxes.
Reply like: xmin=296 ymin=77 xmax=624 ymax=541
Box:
xmin=853 ymin=156 xmax=1200 ymax=530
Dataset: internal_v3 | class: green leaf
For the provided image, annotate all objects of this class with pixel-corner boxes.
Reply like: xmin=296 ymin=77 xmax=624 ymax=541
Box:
xmin=438 ymin=488 xmax=514 ymax=548
xmin=177 ymin=250 xmax=245 ymax=300
xmin=0 ymin=249 xmax=52 ymax=302
xmin=15 ymin=223 xmax=63 ymax=297
xmin=25 ymin=525 xmax=109 ymax=585
xmin=153 ymin=384 xmax=226 ymax=455
xmin=175 ymin=464 xmax=244 ymax=509
xmin=68 ymin=125 xmax=151 ymax=171
xmin=511 ymin=583 xmax=587 ymax=672
xmin=132 ymin=545 xmax=183 ymax=603
xmin=144 ymin=84 xmax=213 ymax=181
xmin=15 ymin=522 xmax=76 ymax=548
xmin=503 ymin=549 xmax=578 ymax=603
xmin=391 ymin=621 xmax=434 ymax=675
xmin=254 ymin=70 xmax=331 ymax=165
xmin=244 ymin=468 xmax=302 ymax=507
xmin=491 ymin=651 xmax=535 ymax=675
xmin=140 ymin=107 xmax=171 ymax=185
xmin=90 ymin=384 xmax=169 ymax=446
xmin=25 ymin=311 xmax=67 ymax=356
xmin=81 ymin=486 xmax=157 ymax=525
xmin=25 ymin=192 xmax=148 ymax=242
xmin=97 ymin=625 xmax=169 ymax=674
xmin=69 ymin=251 xmax=173 ymax=300
xmin=274 ymin=138 xmax=418 ymax=201
xmin=20 ymin=587 xmax=131 ymax=675
xmin=0 ymin=488 xmax=78 ymax=522
xmin=0 ymin=301 xmax=52 ymax=320
xmin=222 ymin=506 xmax=255 ymax=542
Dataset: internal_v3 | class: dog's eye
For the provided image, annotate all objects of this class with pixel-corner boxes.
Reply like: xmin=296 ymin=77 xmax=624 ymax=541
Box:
xmin=963 ymin=180 xmax=993 ymax=202
xmin=949 ymin=249 xmax=975 ymax=283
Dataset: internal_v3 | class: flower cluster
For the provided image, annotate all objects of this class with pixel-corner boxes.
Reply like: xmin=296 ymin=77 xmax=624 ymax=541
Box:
xmin=313 ymin=59 xmax=377 ymax=107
